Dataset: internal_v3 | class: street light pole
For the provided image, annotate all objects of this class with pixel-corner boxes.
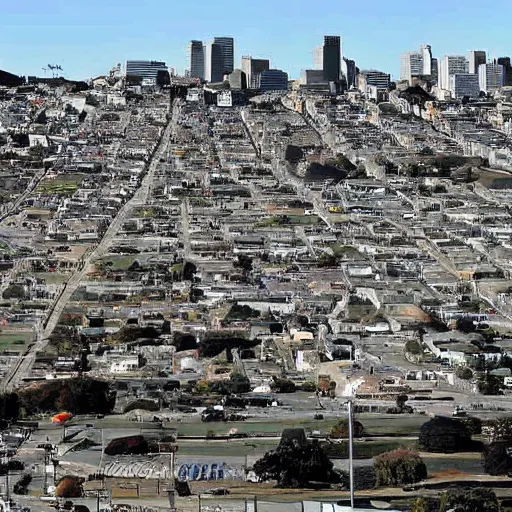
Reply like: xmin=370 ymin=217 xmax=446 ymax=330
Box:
xmin=347 ymin=399 xmax=355 ymax=509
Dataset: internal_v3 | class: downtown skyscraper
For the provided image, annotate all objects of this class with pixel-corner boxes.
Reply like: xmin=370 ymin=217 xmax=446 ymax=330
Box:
xmin=323 ymin=36 xmax=341 ymax=82
xmin=188 ymin=40 xmax=204 ymax=80
xmin=213 ymin=37 xmax=234 ymax=76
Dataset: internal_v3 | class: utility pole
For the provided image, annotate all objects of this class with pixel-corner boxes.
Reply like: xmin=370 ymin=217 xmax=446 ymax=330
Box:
xmin=348 ymin=399 xmax=355 ymax=509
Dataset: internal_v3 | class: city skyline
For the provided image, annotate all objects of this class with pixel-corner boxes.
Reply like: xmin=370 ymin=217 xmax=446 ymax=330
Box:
xmin=1 ymin=0 xmax=511 ymax=81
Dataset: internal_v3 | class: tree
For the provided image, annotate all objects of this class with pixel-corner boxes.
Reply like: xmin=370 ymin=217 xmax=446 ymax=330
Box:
xmin=211 ymin=372 xmax=251 ymax=395
xmin=55 ymin=476 xmax=84 ymax=498
xmin=374 ymin=449 xmax=427 ymax=487
xmin=2 ymin=284 xmax=26 ymax=300
xmin=439 ymin=488 xmax=499 ymax=512
xmin=483 ymin=440 xmax=512 ymax=475
xmin=270 ymin=378 xmax=296 ymax=393
xmin=456 ymin=367 xmax=474 ymax=380
xmin=478 ymin=374 xmax=504 ymax=395
xmin=330 ymin=418 xmax=365 ymax=439
xmin=419 ymin=416 xmax=471 ymax=453
xmin=172 ymin=332 xmax=197 ymax=352
xmin=253 ymin=439 xmax=338 ymax=488
xmin=485 ymin=417 xmax=512 ymax=442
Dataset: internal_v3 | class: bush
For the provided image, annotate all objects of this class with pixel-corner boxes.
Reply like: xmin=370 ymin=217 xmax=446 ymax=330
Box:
xmin=2 ymin=284 xmax=26 ymax=300
xmin=419 ymin=416 xmax=472 ymax=453
xmin=463 ymin=416 xmax=482 ymax=436
xmin=439 ymin=487 xmax=499 ymax=512
xmin=339 ymin=465 xmax=376 ymax=490
xmin=123 ymin=399 xmax=159 ymax=414
xmin=301 ymin=382 xmax=317 ymax=392
xmin=271 ymin=378 xmax=296 ymax=393
xmin=485 ymin=417 xmax=512 ymax=442
xmin=330 ymin=418 xmax=365 ymax=439
xmin=13 ymin=473 xmax=32 ymax=495
xmin=172 ymin=332 xmax=197 ymax=352
xmin=405 ymin=339 xmax=422 ymax=355
xmin=478 ymin=374 xmax=504 ymax=395
xmin=374 ymin=449 xmax=427 ymax=487
xmin=456 ymin=367 xmax=474 ymax=380
xmin=483 ymin=441 xmax=512 ymax=475
xmin=55 ymin=476 xmax=84 ymax=498
xmin=210 ymin=373 xmax=251 ymax=395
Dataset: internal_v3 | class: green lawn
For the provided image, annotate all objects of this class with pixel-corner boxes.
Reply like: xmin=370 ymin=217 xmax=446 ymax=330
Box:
xmin=35 ymin=174 xmax=84 ymax=196
xmin=0 ymin=331 xmax=33 ymax=351
xmin=34 ymin=272 xmax=69 ymax=285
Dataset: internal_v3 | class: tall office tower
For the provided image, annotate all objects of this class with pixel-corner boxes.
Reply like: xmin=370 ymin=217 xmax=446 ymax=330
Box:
xmin=260 ymin=69 xmax=288 ymax=92
xmin=467 ymin=51 xmax=487 ymax=74
xmin=125 ymin=60 xmax=168 ymax=82
xmin=431 ymin=58 xmax=438 ymax=85
xmin=498 ymin=57 xmax=512 ymax=86
xmin=323 ymin=36 xmax=341 ymax=82
xmin=421 ymin=44 xmax=432 ymax=76
xmin=213 ymin=37 xmax=234 ymax=75
xmin=439 ymin=56 xmax=468 ymax=91
xmin=205 ymin=43 xmax=224 ymax=83
xmin=188 ymin=40 xmax=204 ymax=79
xmin=313 ymin=46 xmax=323 ymax=70
xmin=241 ymin=56 xmax=270 ymax=88
xmin=479 ymin=63 xmax=505 ymax=94
xmin=450 ymin=74 xmax=480 ymax=99
xmin=400 ymin=52 xmax=423 ymax=83
xmin=342 ymin=57 xmax=356 ymax=88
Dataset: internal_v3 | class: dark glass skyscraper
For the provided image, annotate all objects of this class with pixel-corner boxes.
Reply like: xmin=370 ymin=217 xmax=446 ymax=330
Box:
xmin=213 ymin=37 xmax=234 ymax=76
xmin=323 ymin=36 xmax=341 ymax=82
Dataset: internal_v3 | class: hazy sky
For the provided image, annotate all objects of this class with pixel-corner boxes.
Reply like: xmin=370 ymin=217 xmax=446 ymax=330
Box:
xmin=1 ymin=0 xmax=511 ymax=80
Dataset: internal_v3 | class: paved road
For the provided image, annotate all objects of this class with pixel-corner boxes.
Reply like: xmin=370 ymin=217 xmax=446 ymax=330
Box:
xmin=2 ymin=103 xmax=178 ymax=392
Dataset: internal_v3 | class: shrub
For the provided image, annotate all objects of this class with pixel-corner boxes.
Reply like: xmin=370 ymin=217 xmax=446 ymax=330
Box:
xmin=439 ymin=487 xmax=499 ymax=512
xmin=374 ymin=449 xmax=427 ymax=487
xmin=485 ymin=417 xmax=512 ymax=442
xmin=339 ymin=465 xmax=376 ymax=490
xmin=478 ymin=374 xmax=504 ymax=395
xmin=55 ymin=476 xmax=84 ymax=498
xmin=419 ymin=416 xmax=471 ymax=453
xmin=330 ymin=418 xmax=365 ymax=439
xmin=270 ymin=378 xmax=296 ymax=394
xmin=456 ymin=367 xmax=474 ymax=380
xmin=301 ymin=382 xmax=317 ymax=392
xmin=463 ymin=416 xmax=482 ymax=436
xmin=13 ymin=473 xmax=32 ymax=495
xmin=405 ymin=339 xmax=422 ymax=355
xmin=483 ymin=441 xmax=512 ymax=475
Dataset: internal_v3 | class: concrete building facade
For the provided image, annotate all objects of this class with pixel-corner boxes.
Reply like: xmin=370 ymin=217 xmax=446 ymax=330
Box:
xmin=450 ymin=73 xmax=480 ymax=99
xmin=260 ymin=69 xmax=288 ymax=92
xmin=241 ymin=56 xmax=270 ymax=89
xmin=439 ymin=56 xmax=468 ymax=91
xmin=125 ymin=61 xmax=167 ymax=83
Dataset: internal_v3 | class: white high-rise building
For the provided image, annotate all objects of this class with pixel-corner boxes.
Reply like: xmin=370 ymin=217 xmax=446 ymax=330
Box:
xmin=439 ymin=56 xmax=468 ymax=91
xmin=313 ymin=46 xmax=323 ymax=70
xmin=421 ymin=44 xmax=432 ymax=76
xmin=400 ymin=52 xmax=424 ymax=84
xmin=479 ymin=63 xmax=505 ymax=94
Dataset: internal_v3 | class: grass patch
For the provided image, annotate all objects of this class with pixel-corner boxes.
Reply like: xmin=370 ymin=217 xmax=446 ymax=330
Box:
xmin=0 ymin=331 xmax=33 ymax=350
xmin=35 ymin=174 xmax=84 ymax=196
xmin=34 ymin=272 xmax=69 ymax=285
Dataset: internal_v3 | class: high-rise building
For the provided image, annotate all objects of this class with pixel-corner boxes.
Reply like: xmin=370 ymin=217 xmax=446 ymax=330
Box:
xmin=260 ymin=69 xmax=288 ymax=92
xmin=125 ymin=60 xmax=168 ymax=83
xmin=300 ymin=70 xmax=327 ymax=85
xmin=400 ymin=52 xmax=424 ymax=84
xmin=450 ymin=74 xmax=480 ymax=99
xmin=479 ymin=63 xmax=505 ymax=94
xmin=358 ymin=69 xmax=391 ymax=90
xmin=323 ymin=36 xmax=341 ymax=82
xmin=188 ymin=40 xmax=204 ymax=80
xmin=421 ymin=45 xmax=432 ymax=76
xmin=342 ymin=57 xmax=356 ymax=88
xmin=467 ymin=51 xmax=487 ymax=74
xmin=498 ymin=57 xmax=512 ymax=86
xmin=439 ymin=56 xmax=468 ymax=91
xmin=241 ymin=56 xmax=270 ymax=89
xmin=313 ymin=46 xmax=323 ymax=70
xmin=431 ymin=58 xmax=439 ymax=85
xmin=205 ymin=43 xmax=224 ymax=83
xmin=228 ymin=69 xmax=247 ymax=90
xmin=213 ymin=37 xmax=234 ymax=75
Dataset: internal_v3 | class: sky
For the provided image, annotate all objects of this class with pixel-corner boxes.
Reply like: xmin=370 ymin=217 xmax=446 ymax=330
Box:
xmin=1 ymin=0 xmax=511 ymax=81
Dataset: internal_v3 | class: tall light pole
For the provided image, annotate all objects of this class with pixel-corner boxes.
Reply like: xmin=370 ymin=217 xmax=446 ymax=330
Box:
xmin=347 ymin=399 xmax=355 ymax=509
